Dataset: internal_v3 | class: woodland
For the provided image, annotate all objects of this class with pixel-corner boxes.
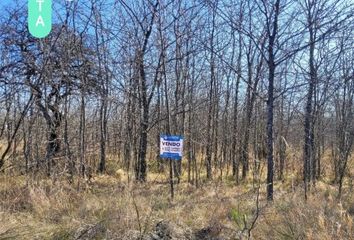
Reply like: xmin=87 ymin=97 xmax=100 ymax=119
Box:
xmin=0 ymin=0 xmax=353 ymax=239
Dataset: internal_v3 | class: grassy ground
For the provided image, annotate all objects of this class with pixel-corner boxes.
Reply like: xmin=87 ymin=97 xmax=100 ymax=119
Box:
xmin=0 ymin=162 xmax=353 ymax=239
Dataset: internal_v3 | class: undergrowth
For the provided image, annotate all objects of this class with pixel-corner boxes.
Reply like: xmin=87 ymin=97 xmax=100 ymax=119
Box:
xmin=0 ymin=162 xmax=353 ymax=240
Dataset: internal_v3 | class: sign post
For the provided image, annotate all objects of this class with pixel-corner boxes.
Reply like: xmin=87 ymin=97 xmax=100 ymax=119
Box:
xmin=160 ymin=135 xmax=183 ymax=199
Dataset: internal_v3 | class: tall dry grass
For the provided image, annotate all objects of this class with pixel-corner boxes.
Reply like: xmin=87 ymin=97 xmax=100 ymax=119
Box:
xmin=0 ymin=153 xmax=353 ymax=239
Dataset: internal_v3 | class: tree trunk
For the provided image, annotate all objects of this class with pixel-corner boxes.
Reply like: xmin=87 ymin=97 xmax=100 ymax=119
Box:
xmin=265 ymin=0 xmax=280 ymax=201
xmin=98 ymin=97 xmax=107 ymax=173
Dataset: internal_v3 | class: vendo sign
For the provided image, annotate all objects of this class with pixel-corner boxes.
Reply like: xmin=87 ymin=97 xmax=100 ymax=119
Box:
xmin=160 ymin=135 xmax=183 ymax=160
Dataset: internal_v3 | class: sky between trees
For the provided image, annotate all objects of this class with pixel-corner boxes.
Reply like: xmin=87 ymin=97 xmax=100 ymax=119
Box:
xmin=0 ymin=0 xmax=353 ymax=201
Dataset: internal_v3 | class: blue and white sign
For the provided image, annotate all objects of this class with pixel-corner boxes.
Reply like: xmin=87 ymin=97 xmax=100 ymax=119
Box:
xmin=160 ymin=135 xmax=183 ymax=160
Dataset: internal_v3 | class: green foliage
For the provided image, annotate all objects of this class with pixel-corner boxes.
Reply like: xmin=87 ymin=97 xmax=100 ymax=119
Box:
xmin=51 ymin=228 xmax=73 ymax=240
xmin=229 ymin=207 xmax=246 ymax=229
xmin=152 ymin=197 xmax=169 ymax=212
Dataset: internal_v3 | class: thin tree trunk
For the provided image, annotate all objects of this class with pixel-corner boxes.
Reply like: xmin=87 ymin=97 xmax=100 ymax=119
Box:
xmin=266 ymin=0 xmax=280 ymax=201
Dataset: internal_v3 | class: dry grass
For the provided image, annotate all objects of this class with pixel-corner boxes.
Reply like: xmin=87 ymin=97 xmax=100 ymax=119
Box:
xmin=0 ymin=157 xmax=353 ymax=239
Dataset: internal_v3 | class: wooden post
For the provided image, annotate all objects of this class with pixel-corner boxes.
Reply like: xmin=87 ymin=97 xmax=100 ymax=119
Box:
xmin=169 ymin=158 xmax=174 ymax=200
